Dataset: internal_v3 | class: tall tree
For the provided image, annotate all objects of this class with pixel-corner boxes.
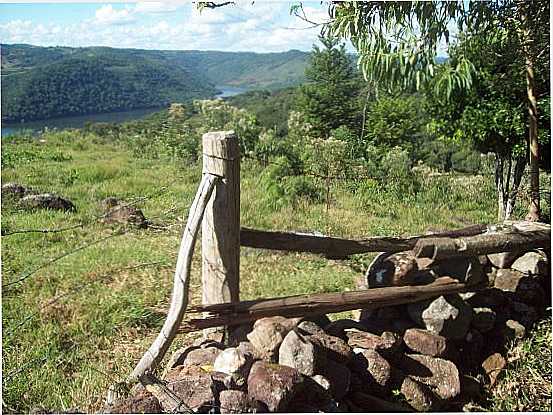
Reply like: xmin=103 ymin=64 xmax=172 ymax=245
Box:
xmin=295 ymin=34 xmax=360 ymax=139
xmin=326 ymin=0 xmax=549 ymax=221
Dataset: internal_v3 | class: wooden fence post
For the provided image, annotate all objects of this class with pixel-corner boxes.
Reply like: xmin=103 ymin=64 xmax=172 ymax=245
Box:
xmin=202 ymin=131 xmax=240 ymax=340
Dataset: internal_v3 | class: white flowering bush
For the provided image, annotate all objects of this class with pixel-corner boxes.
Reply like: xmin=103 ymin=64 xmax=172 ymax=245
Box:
xmin=194 ymin=99 xmax=261 ymax=154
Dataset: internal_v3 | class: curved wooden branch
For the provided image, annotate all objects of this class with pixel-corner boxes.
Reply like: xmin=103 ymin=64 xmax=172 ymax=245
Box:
xmin=130 ymin=173 xmax=218 ymax=381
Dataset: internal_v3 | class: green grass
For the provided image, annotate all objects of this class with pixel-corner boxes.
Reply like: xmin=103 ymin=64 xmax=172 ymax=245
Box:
xmin=485 ymin=316 xmax=552 ymax=412
xmin=0 ymin=130 xmax=542 ymax=412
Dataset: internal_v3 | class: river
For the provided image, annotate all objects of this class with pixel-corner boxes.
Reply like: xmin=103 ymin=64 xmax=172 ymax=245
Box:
xmin=1 ymin=85 xmax=248 ymax=137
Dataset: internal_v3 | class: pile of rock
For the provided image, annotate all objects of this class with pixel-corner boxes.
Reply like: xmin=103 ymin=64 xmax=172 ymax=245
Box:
xmin=2 ymin=182 xmax=75 ymax=212
xmin=100 ymin=197 xmax=148 ymax=228
xmin=108 ymin=225 xmax=549 ymax=413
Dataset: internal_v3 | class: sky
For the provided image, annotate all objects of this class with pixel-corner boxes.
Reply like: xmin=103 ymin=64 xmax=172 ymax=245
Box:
xmin=0 ymin=1 xmax=339 ymax=53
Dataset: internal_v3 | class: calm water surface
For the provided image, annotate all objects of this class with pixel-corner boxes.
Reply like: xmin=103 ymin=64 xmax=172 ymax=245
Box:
xmin=1 ymin=85 xmax=248 ymax=137
xmin=1 ymin=107 xmax=162 ymax=137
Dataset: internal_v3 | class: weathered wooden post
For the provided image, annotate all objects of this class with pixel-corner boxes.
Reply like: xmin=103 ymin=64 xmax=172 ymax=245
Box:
xmin=201 ymin=131 xmax=240 ymax=340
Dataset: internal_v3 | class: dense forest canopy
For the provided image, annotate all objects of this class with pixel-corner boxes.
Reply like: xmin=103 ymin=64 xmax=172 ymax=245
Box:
xmin=0 ymin=44 xmax=312 ymax=122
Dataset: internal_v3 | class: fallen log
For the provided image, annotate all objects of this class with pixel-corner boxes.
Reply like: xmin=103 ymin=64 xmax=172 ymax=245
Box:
xmin=179 ymin=277 xmax=476 ymax=333
xmin=413 ymin=229 xmax=550 ymax=260
xmin=239 ymin=224 xmax=488 ymax=258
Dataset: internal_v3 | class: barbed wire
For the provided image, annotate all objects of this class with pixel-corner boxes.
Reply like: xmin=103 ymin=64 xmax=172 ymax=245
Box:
xmin=4 ymin=261 xmax=172 ymax=337
xmin=1 ymin=230 xmax=129 ymax=290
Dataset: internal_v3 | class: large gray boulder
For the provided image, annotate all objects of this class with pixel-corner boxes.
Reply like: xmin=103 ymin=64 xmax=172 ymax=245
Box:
xmin=396 ymin=354 xmax=461 ymax=401
xmin=164 ymin=343 xmax=223 ymax=374
xmin=164 ymin=365 xmax=217 ymax=412
xmin=308 ymin=331 xmax=353 ymax=364
xmin=487 ymin=251 xmax=521 ymax=269
xmin=400 ymin=376 xmax=438 ymax=411
xmin=213 ymin=347 xmax=252 ymax=378
xmin=1 ymin=182 xmax=30 ymax=200
xmin=366 ymin=251 xmax=421 ymax=287
xmin=247 ymin=317 xmax=292 ymax=362
xmin=346 ymin=330 xmax=401 ymax=358
xmin=219 ymin=390 xmax=264 ymax=414
xmin=351 ymin=348 xmax=392 ymax=392
xmin=106 ymin=388 xmax=162 ymax=414
xmin=482 ymin=352 xmax=506 ymax=386
xmin=403 ymin=328 xmax=448 ymax=357
xmin=494 ymin=269 xmax=545 ymax=305
xmin=100 ymin=197 xmax=147 ymax=228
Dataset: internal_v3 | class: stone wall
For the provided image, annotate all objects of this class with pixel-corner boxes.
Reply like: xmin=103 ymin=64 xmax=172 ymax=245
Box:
xmin=107 ymin=244 xmax=549 ymax=413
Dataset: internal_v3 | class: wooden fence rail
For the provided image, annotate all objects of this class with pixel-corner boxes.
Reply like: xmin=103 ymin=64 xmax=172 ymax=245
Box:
xmin=179 ymin=277 xmax=474 ymax=333
xmin=240 ymin=224 xmax=488 ymax=258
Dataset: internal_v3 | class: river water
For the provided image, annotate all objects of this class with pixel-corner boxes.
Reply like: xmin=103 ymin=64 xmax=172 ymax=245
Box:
xmin=1 ymin=85 xmax=248 ymax=137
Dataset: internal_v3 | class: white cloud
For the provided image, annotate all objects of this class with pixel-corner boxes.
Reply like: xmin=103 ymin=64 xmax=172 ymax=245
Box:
xmin=0 ymin=19 xmax=33 ymax=36
xmin=94 ymin=4 xmax=135 ymax=26
xmin=0 ymin=2 xmax=338 ymax=53
xmin=135 ymin=1 xmax=184 ymax=14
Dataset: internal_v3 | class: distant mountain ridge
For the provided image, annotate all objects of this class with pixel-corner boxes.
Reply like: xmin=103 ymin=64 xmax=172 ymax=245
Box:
xmin=1 ymin=44 xmax=311 ymax=122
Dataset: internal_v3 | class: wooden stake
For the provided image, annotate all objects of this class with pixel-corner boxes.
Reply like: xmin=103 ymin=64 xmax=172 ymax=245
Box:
xmin=130 ymin=173 xmax=217 ymax=381
xmin=201 ymin=131 xmax=240 ymax=339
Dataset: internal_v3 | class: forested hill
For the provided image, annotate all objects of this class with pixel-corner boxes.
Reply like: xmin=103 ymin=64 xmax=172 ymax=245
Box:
xmin=180 ymin=50 xmax=309 ymax=89
xmin=1 ymin=44 xmax=310 ymax=122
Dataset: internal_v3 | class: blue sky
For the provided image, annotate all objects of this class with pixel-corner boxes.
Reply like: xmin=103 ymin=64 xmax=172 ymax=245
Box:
xmin=0 ymin=1 xmax=337 ymax=52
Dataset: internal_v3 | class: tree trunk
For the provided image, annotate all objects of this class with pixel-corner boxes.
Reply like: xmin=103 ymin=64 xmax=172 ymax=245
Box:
xmin=508 ymin=155 xmax=527 ymax=219
xmin=495 ymin=154 xmax=506 ymax=221
xmin=495 ymin=152 xmax=526 ymax=221
xmin=525 ymin=54 xmax=540 ymax=221
xmin=518 ymin=1 xmax=541 ymax=221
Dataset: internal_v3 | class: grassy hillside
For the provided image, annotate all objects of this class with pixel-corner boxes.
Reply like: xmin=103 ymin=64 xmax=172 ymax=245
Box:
xmin=1 ymin=126 xmax=496 ymax=412
xmin=2 ymin=106 xmax=550 ymax=411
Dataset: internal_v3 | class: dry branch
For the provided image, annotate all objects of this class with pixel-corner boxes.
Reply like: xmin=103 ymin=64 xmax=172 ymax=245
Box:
xmin=239 ymin=224 xmax=488 ymax=258
xmin=130 ymin=173 xmax=218 ymax=381
xmin=179 ymin=277 xmax=474 ymax=333
xmin=413 ymin=229 xmax=550 ymax=260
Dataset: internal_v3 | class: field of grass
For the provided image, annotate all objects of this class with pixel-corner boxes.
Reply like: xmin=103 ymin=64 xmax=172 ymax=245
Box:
xmin=486 ymin=315 xmax=552 ymax=412
xmin=1 ymin=130 xmax=549 ymax=412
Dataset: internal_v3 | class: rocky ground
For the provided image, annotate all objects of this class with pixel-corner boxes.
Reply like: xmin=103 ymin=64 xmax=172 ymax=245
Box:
xmin=105 ymin=223 xmax=550 ymax=413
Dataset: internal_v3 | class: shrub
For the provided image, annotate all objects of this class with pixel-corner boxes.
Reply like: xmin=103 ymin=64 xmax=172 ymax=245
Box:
xmin=451 ymin=147 xmax=482 ymax=173
xmin=194 ymin=99 xmax=262 ymax=154
xmin=253 ymin=130 xmax=302 ymax=169
xmin=363 ymin=144 xmax=421 ymax=198
xmin=260 ymin=156 xmax=322 ymax=209
xmin=127 ymin=119 xmax=199 ymax=162
xmin=1 ymin=146 xmax=72 ymax=169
